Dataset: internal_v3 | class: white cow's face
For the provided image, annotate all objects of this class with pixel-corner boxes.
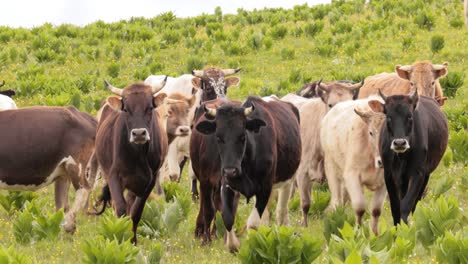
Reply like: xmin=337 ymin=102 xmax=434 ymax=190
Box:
xmin=354 ymin=106 xmax=385 ymax=169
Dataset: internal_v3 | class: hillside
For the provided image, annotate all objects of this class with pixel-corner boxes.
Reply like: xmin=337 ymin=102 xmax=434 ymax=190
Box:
xmin=0 ymin=0 xmax=466 ymax=263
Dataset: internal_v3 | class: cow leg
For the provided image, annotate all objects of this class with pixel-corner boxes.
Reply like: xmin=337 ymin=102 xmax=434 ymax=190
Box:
xmin=276 ymin=179 xmax=293 ymax=226
xmin=189 ymin=164 xmax=199 ymax=201
xmin=108 ymin=170 xmax=126 ymax=217
xmin=221 ymin=184 xmax=240 ymax=252
xmin=343 ymin=170 xmax=366 ymax=225
xmin=370 ymin=185 xmax=387 ymax=235
xmin=166 ymin=142 xmax=181 ymax=182
xmin=414 ymin=174 xmax=430 ymax=212
xmin=199 ymin=183 xmax=215 ymax=244
xmin=126 ymin=192 xmax=136 ymax=215
xmin=297 ymin=171 xmax=312 ymax=226
xmin=384 ymin=169 xmax=401 ymax=226
xmin=55 ymin=177 xmax=71 ymax=212
xmin=400 ymin=168 xmax=425 ymax=223
xmin=178 ymin=156 xmax=188 ymax=180
xmin=325 ymin=161 xmax=343 ymax=212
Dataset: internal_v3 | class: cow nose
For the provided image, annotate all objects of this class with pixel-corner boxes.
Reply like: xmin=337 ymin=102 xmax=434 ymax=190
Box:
xmin=223 ymin=168 xmax=237 ymax=178
xmin=130 ymin=128 xmax=150 ymax=144
xmin=393 ymin=139 xmax=406 ymax=147
xmin=391 ymin=138 xmax=410 ymax=153
xmin=177 ymin=126 xmax=190 ymax=136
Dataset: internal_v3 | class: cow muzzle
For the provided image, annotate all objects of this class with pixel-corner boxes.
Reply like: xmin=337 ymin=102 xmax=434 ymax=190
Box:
xmin=223 ymin=167 xmax=239 ymax=179
xmin=390 ymin=138 xmax=410 ymax=153
xmin=175 ymin=126 xmax=191 ymax=136
xmin=130 ymin=128 xmax=150 ymax=144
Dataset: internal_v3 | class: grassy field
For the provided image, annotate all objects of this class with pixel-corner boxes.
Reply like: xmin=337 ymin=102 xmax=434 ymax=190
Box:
xmin=0 ymin=0 xmax=467 ymax=263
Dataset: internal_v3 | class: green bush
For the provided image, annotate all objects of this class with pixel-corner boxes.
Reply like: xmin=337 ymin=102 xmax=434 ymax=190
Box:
xmin=263 ymin=37 xmax=273 ymax=49
xmin=414 ymin=196 xmax=461 ymax=248
xmin=269 ymin=25 xmax=288 ymax=39
xmin=280 ymin=47 xmax=295 ymax=60
xmin=34 ymin=48 xmax=57 ymax=62
xmin=303 ymin=21 xmax=324 ymax=37
xmin=0 ymin=191 xmax=36 ymax=215
xmin=414 ymin=10 xmax=435 ymax=30
xmin=98 ymin=212 xmax=133 ymax=243
xmin=0 ymin=246 xmax=31 ymax=264
xmin=430 ymin=34 xmax=445 ymax=54
xmin=309 ymin=190 xmax=331 ymax=216
xmin=238 ymin=226 xmax=323 ymax=264
xmin=162 ymin=181 xmax=183 ymax=202
xmin=186 ymin=55 xmax=205 ymax=72
xmin=82 ymin=237 xmax=139 ymax=264
xmin=323 ymin=206 xmax=355 ymax=242
xmin=449 ymin=17 xmax=464 ymax=28
xmin=107 ymin=63 xmax=120 ymax=78
xmin=440 ymin=71 xmax=464 ymax=98
xmin=331 ymin=20 xmax=353 ymax=34
xmin=435 ymin=231 xmax=468 ymax=264
xmin=112 ymin=45 xmax=123 ymax=59
xmin=13 ymin=210 xmax=35 ymax=244
xmin=147 ymin=243 xmax=163 ymax=264
xmin=162 ymin=31 xmax=181 ymax=45
xmin=402 ymin=36 xmax=414 ymax=51
xmin=448 ymin=129 xmax=468 ymax=165
xmin=249 ymin=32 xmax=263 ymax=50
xmin=33 ymin=209 xmax=64 ymax=240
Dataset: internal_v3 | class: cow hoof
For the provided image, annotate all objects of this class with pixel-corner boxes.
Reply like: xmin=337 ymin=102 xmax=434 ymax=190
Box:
xmin=225 ymin=233 xmax=240 ymax=253
xmin=62 ymin=215 xmax=76 ymax=233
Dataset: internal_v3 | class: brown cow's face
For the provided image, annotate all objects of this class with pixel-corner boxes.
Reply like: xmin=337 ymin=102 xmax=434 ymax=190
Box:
xmin=395 ymin=61 xmax=448 ymax=98
xmin=355 ymin=105 xmax=386 ymax=168
xmin=196 ymin=104 xmax=265 ymax=180
xmin=192 ymin=68 xmax=241 ymax=101
xmin=317 ymin=81 xmax=363 ymax=109
xmin=166 ymin=94 xmax=196 ymax=138
xmin=369 ymin=92 xmax=419 ymax=154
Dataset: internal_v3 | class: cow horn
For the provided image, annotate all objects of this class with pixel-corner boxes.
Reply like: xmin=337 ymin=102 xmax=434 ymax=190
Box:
xmin=104 ymin=80 xmax=123 ymax=96
xmin=378 ymin=89 xmax=387 ymax=101
xmin=222 ymin=68 xmax=241 ymax=76
xmin=204 ymin=105 xmax=217 ymax=117
xmin=192 ymin=70 xmax=204 ymax=77
xmin=432 ymin=62 xmax=449 ymax=70
xmin=244 ymin=105 xmax=254 ymax=116
xmin=152 ymin=75 xmax=168 ymax=94
xmin=0 ymin=80 xmax=5 ymax=88
xmin=349 ymin=80 xmax=364 ymax=90
xmin=318 ymin=80 xmax=329 ymax=92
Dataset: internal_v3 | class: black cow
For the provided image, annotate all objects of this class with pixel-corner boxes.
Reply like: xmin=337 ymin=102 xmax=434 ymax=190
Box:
xmin=369 ymin=90 xmax=448 ymax=225
xmin=0 ymin=80 xmax=15 ymax=97
xmin=192 ymin=96 xmax=301 ymax=252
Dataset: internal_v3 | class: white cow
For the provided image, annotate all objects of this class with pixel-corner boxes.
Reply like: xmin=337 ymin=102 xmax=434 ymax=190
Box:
xmin=0 ymin=94 xmax=17 ymax=110
xmin=320 ymin=97 xmax=386 ymax=235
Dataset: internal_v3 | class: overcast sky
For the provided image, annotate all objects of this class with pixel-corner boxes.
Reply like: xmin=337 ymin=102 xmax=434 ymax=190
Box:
xmin=0 ymin=0 xmax=331 ymax=28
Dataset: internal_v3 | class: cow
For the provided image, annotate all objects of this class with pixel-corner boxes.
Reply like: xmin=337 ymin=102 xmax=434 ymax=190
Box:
xmin=358 ymin=61 xmax=449 ymax=106
xmin=0 ymin=81 xmax=17 ymax=110
xmin=0 ymin=106 xmax=97 ymax=232
xmin=320 ymin=97 xmax=386 ymax=235
xmin=192 ymin=96 xmax=301 ymax=252
xmin=147 ymin=68 xmax=242 ymax=199
xmin=368 ymin=90 xmax=448 ymax=225
xmin=281 ymin=80 xmax=363 ymax=226
xmin=298 ymin=80 xmax=357 ymax=98
xmin=94 ymin=80 xmax=169 ymax=244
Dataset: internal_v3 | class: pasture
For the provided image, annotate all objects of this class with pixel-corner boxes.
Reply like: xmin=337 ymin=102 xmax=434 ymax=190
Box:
xmin=0 ymin=0 xmax=467 ymax=263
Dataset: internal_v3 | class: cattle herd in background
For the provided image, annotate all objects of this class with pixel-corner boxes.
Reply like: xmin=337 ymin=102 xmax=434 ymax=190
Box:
xmin=0 ymin=61 xmax=449 ymax=251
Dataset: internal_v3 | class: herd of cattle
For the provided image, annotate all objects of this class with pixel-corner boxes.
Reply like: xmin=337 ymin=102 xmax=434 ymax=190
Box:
xmin=0 ymin=61 xmax=449 ymax=251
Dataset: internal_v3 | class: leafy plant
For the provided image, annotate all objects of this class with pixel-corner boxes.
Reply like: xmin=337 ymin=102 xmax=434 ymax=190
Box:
xmin=0 ymin=246 xmax=32 ymax=264
xmin=435 ymin=230 xmax=468 ymax=264
xmin=310 ymin=190 xmax=331 ymax=216
xmin=280 ymin=47 xmax=295 ymax=60
xmin=0 ymin=191 xmax=37 ymax=215
xmin=12 ymin=210 xmax=35 ymax=244
xmin=186 ymin=55 xmax=205 ymax=72
xmin=82 ymin=236 xmax=140 ymax=264
xmin=249 ymin=32 xmax=263 ymax=50
xmin=430 ymin=34 xmax=445 ymax=54
xmin=269 ymin=25 xmax=288 ymax=39
xmin=390 ymin=223 xmax=416 ymax=262
xmin=32 ymin=209 xmax=64 ymax=240
xmin=414 ymin=10 xmax=435 ymax=30
xmin=147 ymin=243 xmax=163 ymax=264
xmin=138 ymin=200 xmax=165 ymax=239
xmin=162 ymin=181 xmax=183 ymax=202
xmin=448 ymin=129 xmax=468 ymax=165
xmin=440 ymin=71 xmax=464 ymax=98
xmin=98 ymin=212 xmax=133 ymax=243
xmin=323 ymin=206 xmax=355 ymax=242
xmin=238 ymin=226 xmax=323 ymax=264
xmin=414 ymin=195 xmax=461 ymax=248
xmin=303 ymin=21 xmax=323 ymax=37
xmin=107 ymin=62 xmax=120 ymax=78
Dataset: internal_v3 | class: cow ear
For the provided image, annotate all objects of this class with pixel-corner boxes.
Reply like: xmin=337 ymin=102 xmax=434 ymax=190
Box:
xmin=153 ymin=93 xmax=167 ymax=107
xmin=107 ymin=96 xmax=123 ymax=111
xmin=196 ymin=120 xmax=216 ymax=135
xmin=246 ymin=118 xmax=266 ymax=133
xmin=435 ymin=96 xmax=447 ymax=107
xmin=433 ymin=62 xmax=448 ymax=79
xmin=225 ymin=77 xmax=240 ymax=88
xmin=395 ymin=65 xmax=411 ymax=80
xmin=368 ymin=100 xmax=384 ymax=113
xmin=192 ymin=77 xmax=202 ymax=89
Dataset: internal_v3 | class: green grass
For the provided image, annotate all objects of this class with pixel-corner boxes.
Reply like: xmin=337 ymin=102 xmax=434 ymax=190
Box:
xmin=0 ymin=0 xmax=467 ymax=263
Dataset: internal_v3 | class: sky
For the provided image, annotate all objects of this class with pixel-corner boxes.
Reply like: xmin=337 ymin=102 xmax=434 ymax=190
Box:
xmin=0 ymin=0 xmax=331 ymax=28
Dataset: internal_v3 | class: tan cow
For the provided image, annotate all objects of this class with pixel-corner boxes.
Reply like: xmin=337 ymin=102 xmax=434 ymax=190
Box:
xmin=320 ymin=97 xmax=386 ymax=235
xmin=281 ymin=80 xmax=363 ymax=226
xmin=358 ymin=61 xmax=448 ymax=106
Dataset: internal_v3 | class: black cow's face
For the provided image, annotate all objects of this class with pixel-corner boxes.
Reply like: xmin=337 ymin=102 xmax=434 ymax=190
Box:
xmin=106 ymin=82 xmax=167 ymax=145
xmin=369 ymin=91 xmax=419 ymax=154
xmin=196 ymin=104 xmax=266 ymax=180
xmin=192 ymin=68 xmax=241 ymax=102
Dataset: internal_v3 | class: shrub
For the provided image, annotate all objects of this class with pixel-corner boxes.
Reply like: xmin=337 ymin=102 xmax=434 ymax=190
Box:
xmin=205 ymin=22 xmax=223 ymax=37
xmin=112 ymin=45 xmax=123 ymax=59
xmin=138 ymin=200 xmax=164 ymax=239
xmin=162 ymin=31 xmax=181 ymax=45
xmin=34 ymin=48 xmax=56 ymax=62
xmin=13 ymin=210 xmax=35 ymax=244
xmin=263 ymin=37 xmax=273 ymax=49
xmin=249 ymin=32 xmax=263 ymax=50
xmin=444 ymin=104 xmax=468 ymax=131
xmin=414 ymin=196 xmax=461 ymax=248
xmin=162 ymin=181 xmax=183 ymax=202
xmin=33 ymin=209 xmax=64 ymax=240
xmin=0 ymin=191 xmax=36 ymax=215
xmin=107 ymin=63 xmax=120 ymax=78
xmin=435 ymin=231 xmax=468 ymax=264
xmin=303 ymin=21 xmax=324 ymax=37
xmin=147 ymin=243 xmax=163 ymax=264
xmin=82 ymin=237 xmax=139 ymax=264
xmin=186 ymin=56 xmax=205 ymax=72
xmin=449 ymin=17 xmax=464 ymax=28
xmin=390 ymin=223 xmax=416 ymax=261
xmin=238 ymin=226 xmax=323 ymax=264
xmin=280 ymin=47 xmax=295 ymax=60
xmin=432 ymin=176 xmax=455 ymax=199
xmin=269 ymin=25 xmax=288 ymax=39
xmin=449 ymin=129 xmax=468 ymax=165
xmin=0 ymin=246 xmax=31 ymax=264
xmin=70 ymin=93 xmax=81 ymax=109
xmin=332 ymin=20 xmax=353 ymax=34
xmin=309 ymin=190 xmax=331 ymax=216
xmin=402 ymin=36 xmax=414 ymax=51
xmin=323 ymin=206 xmax=355 ymax=242
xmin=316 ymin=44 xmax=334 ymax=57
xmin=98 ymin=212 xmax=133 ymax=243
xmin=440 ymin=71 xmax=464 ymax=98
xmin=430 ymin=34 xmax=444 ymax=54
xmin=414 ymin=10 xmax=435 ymax=30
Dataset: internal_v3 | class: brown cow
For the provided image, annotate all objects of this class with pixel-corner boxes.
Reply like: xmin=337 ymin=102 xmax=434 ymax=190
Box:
xmin=94 ymin=80 xmax=168 ymax=244
xmin=358 ymin=61 xmax=448 ymax=106
xmin=0 ymin=106 xmax=97 ymax=232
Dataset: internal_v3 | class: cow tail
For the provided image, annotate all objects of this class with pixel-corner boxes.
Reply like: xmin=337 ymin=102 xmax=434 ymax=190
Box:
xmin=93 ymin=185 xmax=111 ymax=215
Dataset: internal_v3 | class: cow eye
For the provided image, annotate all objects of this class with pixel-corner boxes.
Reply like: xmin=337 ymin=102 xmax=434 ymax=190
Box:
xmin=216 ymin=136 xmax=224 ymax=144
xmin=431 ymin=81 xmax=435 ymax=85
xmin=369 ymin=131 xmax=374 ymax=136
xmin=407 ymin=116 xmax=412 ymax=121
xmin=328 ymin=104 xmax=333 ymax=108
xmin=239 ymin=135 xmax=245 ymax=142
xmin=410 ymin=82 xmax=415 ymax=86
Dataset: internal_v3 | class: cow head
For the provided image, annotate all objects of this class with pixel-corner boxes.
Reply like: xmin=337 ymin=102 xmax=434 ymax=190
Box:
xmin=165 ymin=93 xmax=196 ymax=140
xmin=369 ymin=90 xmax=419 ymax=154
xmin=104 ymin=78 xmax=167 ymax=145
xmin=191 ymin=67 xmax=241 ymax=101
xmin=317 ymin=80 xmax=363 ymax=108
xmin=354 ymin=103 xmax=386 ymax=168
xmin=395 ymin=61 xmax=448 ymax=98
xmin=196 ymin=103 xmax=266 ymax=180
